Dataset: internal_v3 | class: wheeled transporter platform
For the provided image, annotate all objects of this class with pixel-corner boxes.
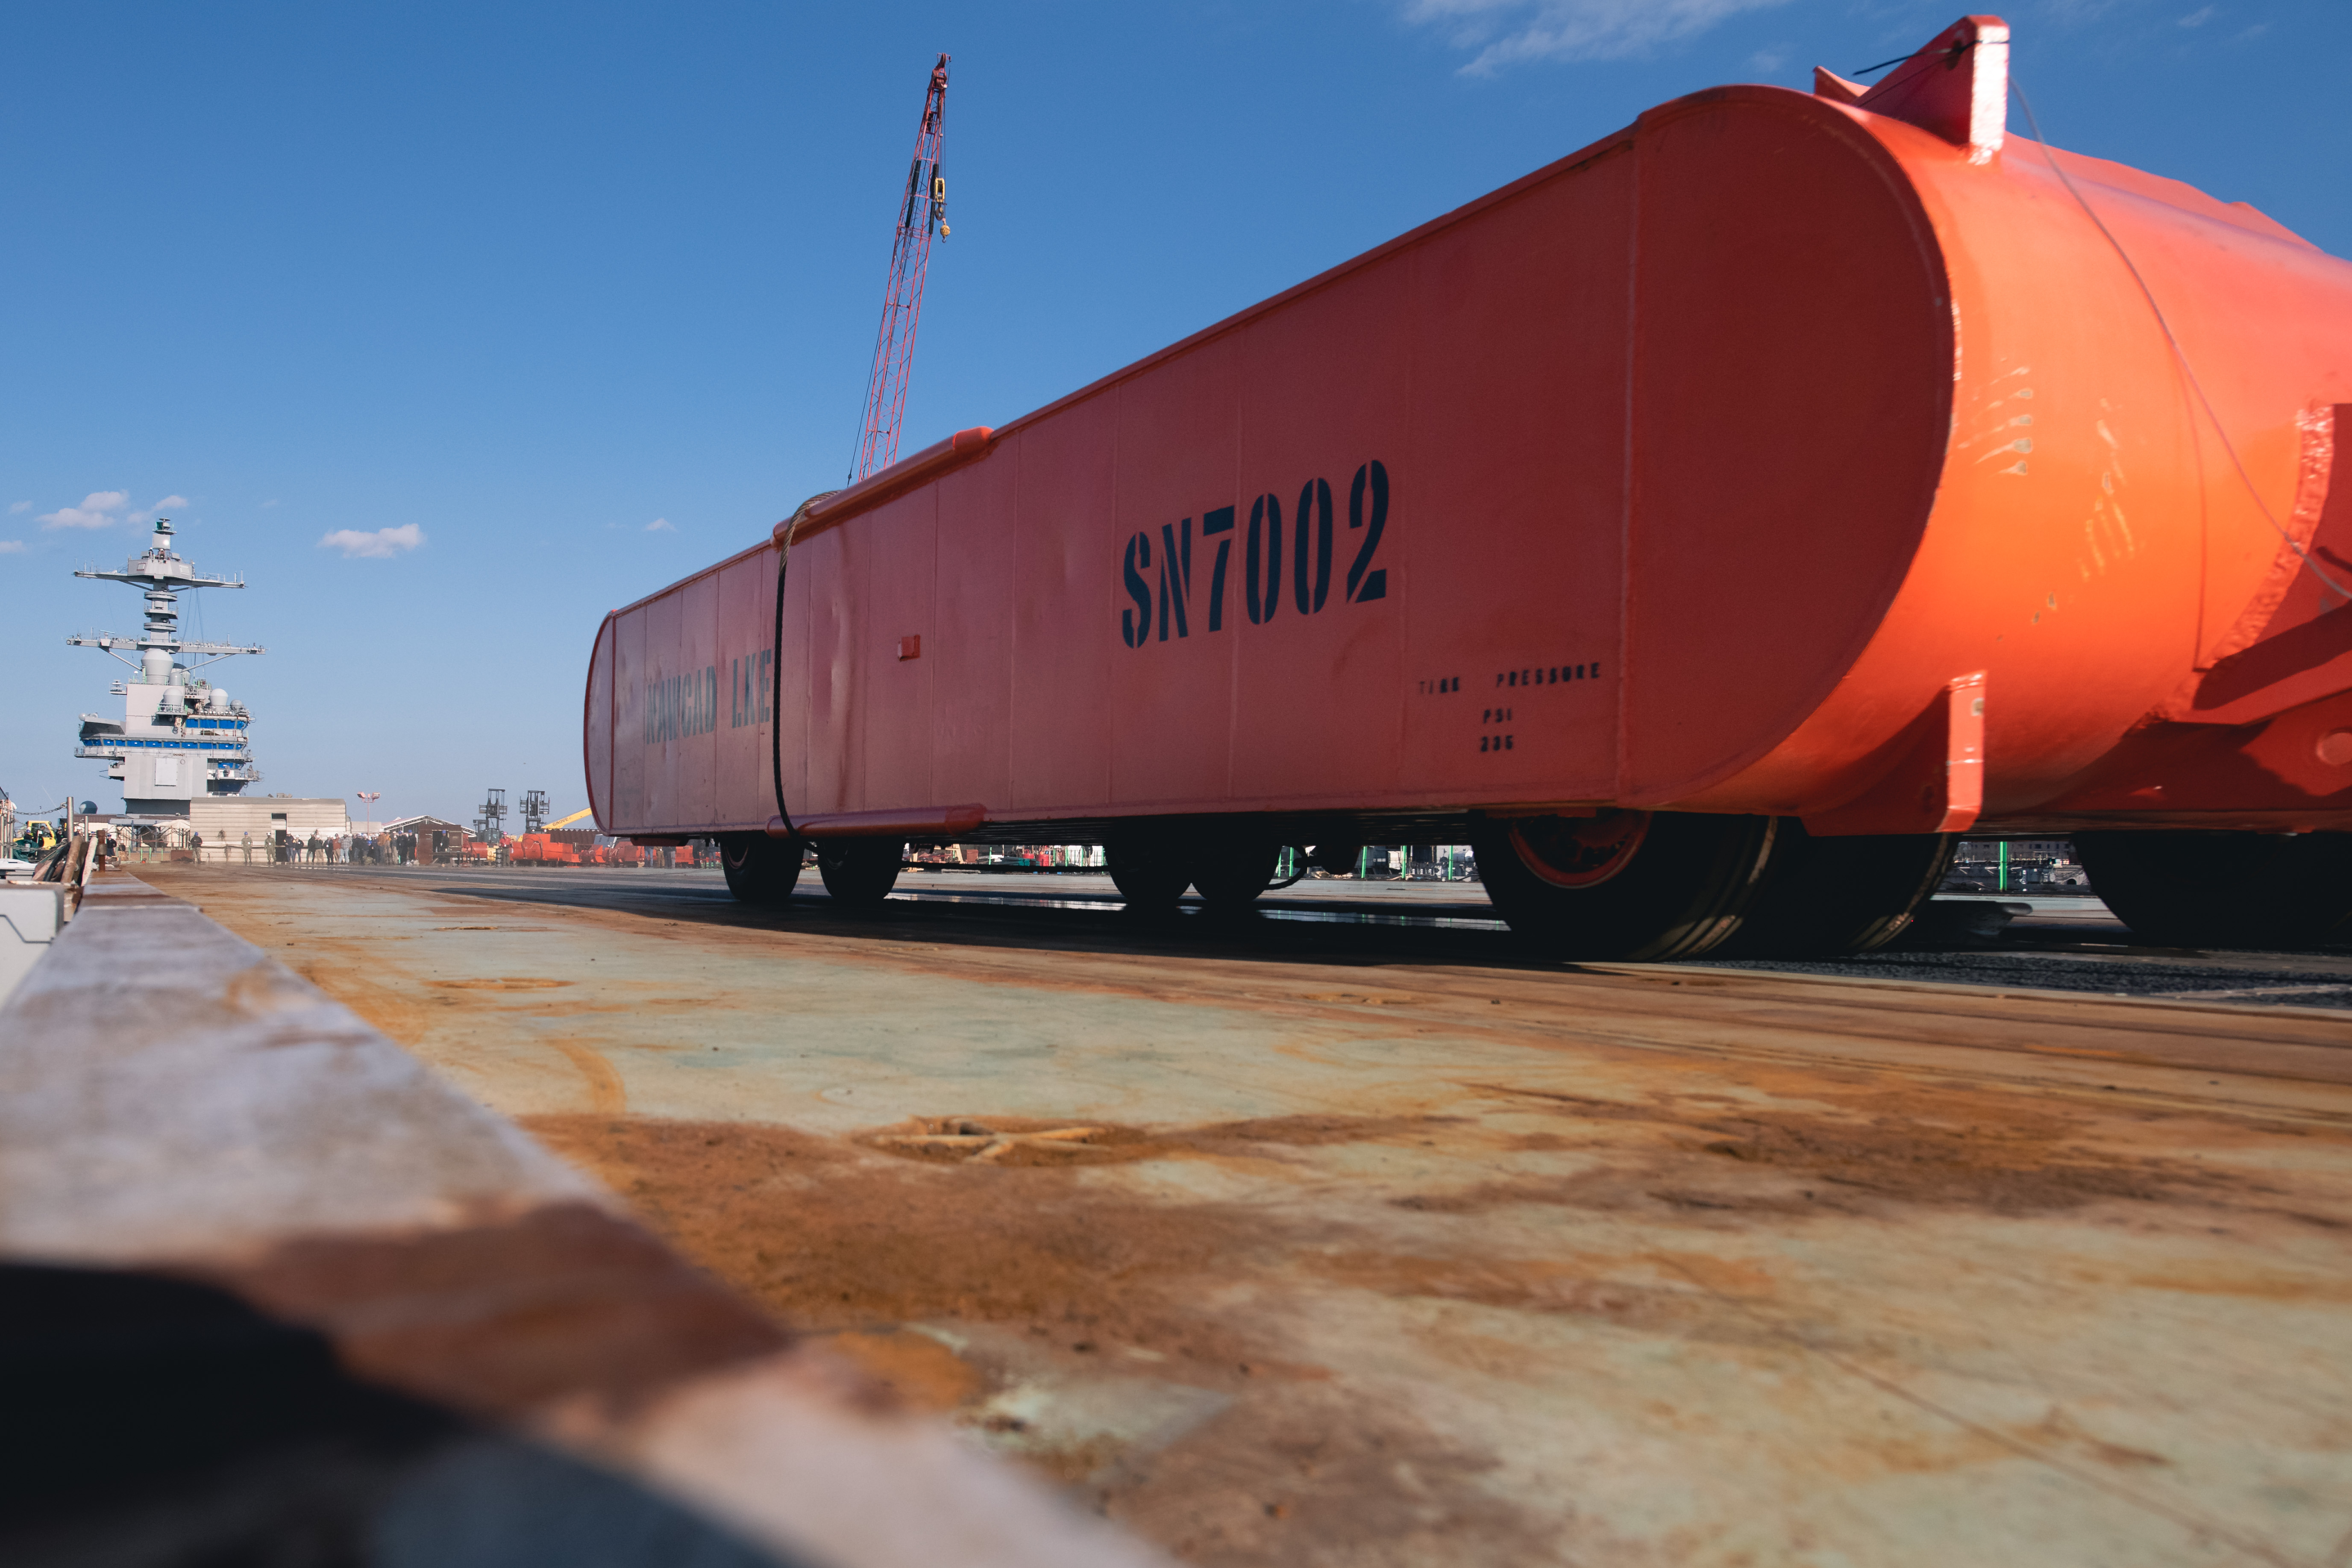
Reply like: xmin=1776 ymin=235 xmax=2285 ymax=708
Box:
xmin=585 ymin=16 xmax=2352 ymax=957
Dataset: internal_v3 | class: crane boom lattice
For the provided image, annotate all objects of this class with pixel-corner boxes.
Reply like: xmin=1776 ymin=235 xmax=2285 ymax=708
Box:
xmin=851 ymin=53 xmax=950 ymax=482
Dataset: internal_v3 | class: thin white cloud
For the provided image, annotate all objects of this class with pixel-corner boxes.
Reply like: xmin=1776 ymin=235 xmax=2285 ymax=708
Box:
xmin=319 ymin=524 xmax=425 ymax=559
xmin=1407 ymin=0 xmax=1791 ymax=72
xmin=2177 ymin=5 xmax=2216 ymax=23
xmin=7 ymin=501 xmax=28 ymax=514
xmin=130 ymin=493 xmax=192 ymax=525
xmin=38 ymin=490 xmax=129 ymax=530
xmin=646 ymin=517 xmax=675 ymax=532
xmin=0 ymin=540 xmax=24 ymax=554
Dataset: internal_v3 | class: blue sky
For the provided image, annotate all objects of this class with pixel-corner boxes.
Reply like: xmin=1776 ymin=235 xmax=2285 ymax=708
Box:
xmin=3 ymin=0 xmax=2342 ymax=825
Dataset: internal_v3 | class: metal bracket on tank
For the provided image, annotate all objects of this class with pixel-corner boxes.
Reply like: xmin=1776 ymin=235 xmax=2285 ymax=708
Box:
xmin=1814 ymin=15 xmax=2009 ymax=166
xmin=1802 ymin=672 xmax=1987 ymax=836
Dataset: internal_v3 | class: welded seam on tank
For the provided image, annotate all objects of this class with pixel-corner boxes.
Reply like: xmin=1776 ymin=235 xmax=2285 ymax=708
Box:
xmin=771 ymin=490 xmax=836 ymax=838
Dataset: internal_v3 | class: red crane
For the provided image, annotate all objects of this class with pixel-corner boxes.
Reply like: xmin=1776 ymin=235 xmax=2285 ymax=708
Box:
xmin=850 ymin=53 xmax=951 ymax=482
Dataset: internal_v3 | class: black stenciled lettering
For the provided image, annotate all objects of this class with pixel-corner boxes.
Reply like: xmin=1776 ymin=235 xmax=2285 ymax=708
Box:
xmin=1479 ymin=736 xmax=1489 ymax=753
xmin=1505 ymin=734 xmax=1514 ymax=750
xmin=1345 ymin=461 xmax=1389 ymax=603
xmin=1202 ymin=506 xmax=1234 ymax=631
xmin=1246 ymin=493 xmax=1283 ymax=625
xmin=1158 ymin=518 xmax=1192 ymax=640
xmin=1295 ymin=478 xmax=1332 ymax=615
xmin=1122 ymin=532 xmax=1153 ymax=648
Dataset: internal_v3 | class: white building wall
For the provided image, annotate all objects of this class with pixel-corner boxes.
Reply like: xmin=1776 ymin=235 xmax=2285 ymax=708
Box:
xmin=189 ymin=798 xmax=350 ymax=863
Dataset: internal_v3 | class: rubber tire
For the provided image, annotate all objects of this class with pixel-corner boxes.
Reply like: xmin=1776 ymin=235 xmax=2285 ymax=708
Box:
xmin=2074 ymin=831 xmax=2352 ymax=948
xmin=1191 ymin=841 xmax=1282 ymax=911
xmin=1107 ymin=830 xmax=1191 ymax=910
xmin=816 ymin=838 xmax=904 ymax=912
xmin=1471 ymin=810 xmax=1778 ymax=960
xmin=1710 ymin=825 xmax=1957 ymax=958
xmin=719 ymin=834 xmax=803 ymax=906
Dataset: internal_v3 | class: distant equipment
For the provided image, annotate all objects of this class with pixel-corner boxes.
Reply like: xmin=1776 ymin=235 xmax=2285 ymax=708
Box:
xmin=475 ymin=788 xmax=507 ymax=845
xmin=850 ymin=52 xmax=952 ymax=482
xmin=520 ymin=790 xmax=549 ymax=835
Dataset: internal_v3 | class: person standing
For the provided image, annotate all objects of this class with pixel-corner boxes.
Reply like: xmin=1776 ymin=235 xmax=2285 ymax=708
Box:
xmin=241 ymin=829 xmax=253 ymax=867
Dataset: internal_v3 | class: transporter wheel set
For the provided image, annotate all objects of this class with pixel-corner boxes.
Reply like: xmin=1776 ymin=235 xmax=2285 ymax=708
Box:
xmin=718 ymin=816 xmax=2352 ymax=956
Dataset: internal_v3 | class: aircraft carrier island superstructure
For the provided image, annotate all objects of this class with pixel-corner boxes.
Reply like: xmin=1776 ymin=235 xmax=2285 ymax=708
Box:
xmin=70 ymin=517 xmax=265 ymax=816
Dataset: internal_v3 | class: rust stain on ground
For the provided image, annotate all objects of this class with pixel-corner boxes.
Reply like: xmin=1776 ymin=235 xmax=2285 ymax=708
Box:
xmin=523 ymin=1114 xmax=1271 ymax=1360
xmin=550 ymin=1041 xmax=628 ymax=1115
xmin=141 ymin=867 xmax=2352 ymax=1566
xmin=1445 ymin=1079 xmax=2264 ymax=1215
xmin=817 ymin=1328 xmax=984 ymax=1412
xmin=856 ymin=1112 xmax=1471 ymax=1168
xmin=520 ymin=1113 xmax=1568 ymax=1564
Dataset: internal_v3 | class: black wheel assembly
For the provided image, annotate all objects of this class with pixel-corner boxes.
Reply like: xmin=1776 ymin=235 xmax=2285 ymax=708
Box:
xmin=1470 ymin=810 xmax=1778 ymax=960
xmin=1189 ymin=840 xmax=1282 ymax=910
xmin=1106 ymin=828 xmax=1192 ymax=910
xmin=2074 ymin=830 xmax=2352 ymax=948
xmin=1710 ymin=825 xmax=1957 ymax=958
xmin=815 ymin=837 xmax=904 ymax=912
xmin=719 ymin=834 xmax=805 ymax=906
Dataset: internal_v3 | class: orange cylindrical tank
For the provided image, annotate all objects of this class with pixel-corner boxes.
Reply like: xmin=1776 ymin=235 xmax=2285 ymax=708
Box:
xmin=582 ymin=15 xmax=2352 ymax=929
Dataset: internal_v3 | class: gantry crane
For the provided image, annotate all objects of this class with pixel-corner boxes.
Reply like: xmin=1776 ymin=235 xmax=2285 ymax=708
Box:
xmin=850 ymin=53 xmax=951 ymax=482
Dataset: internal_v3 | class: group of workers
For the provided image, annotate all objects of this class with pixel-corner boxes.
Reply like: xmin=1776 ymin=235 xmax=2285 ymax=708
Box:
xmin=239 ymin=828 xmax=450 ymax=866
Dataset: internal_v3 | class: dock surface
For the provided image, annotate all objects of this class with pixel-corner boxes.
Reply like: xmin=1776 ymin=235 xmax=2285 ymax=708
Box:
xmin=138 ymin=863 xmax=2352 ymax=1566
